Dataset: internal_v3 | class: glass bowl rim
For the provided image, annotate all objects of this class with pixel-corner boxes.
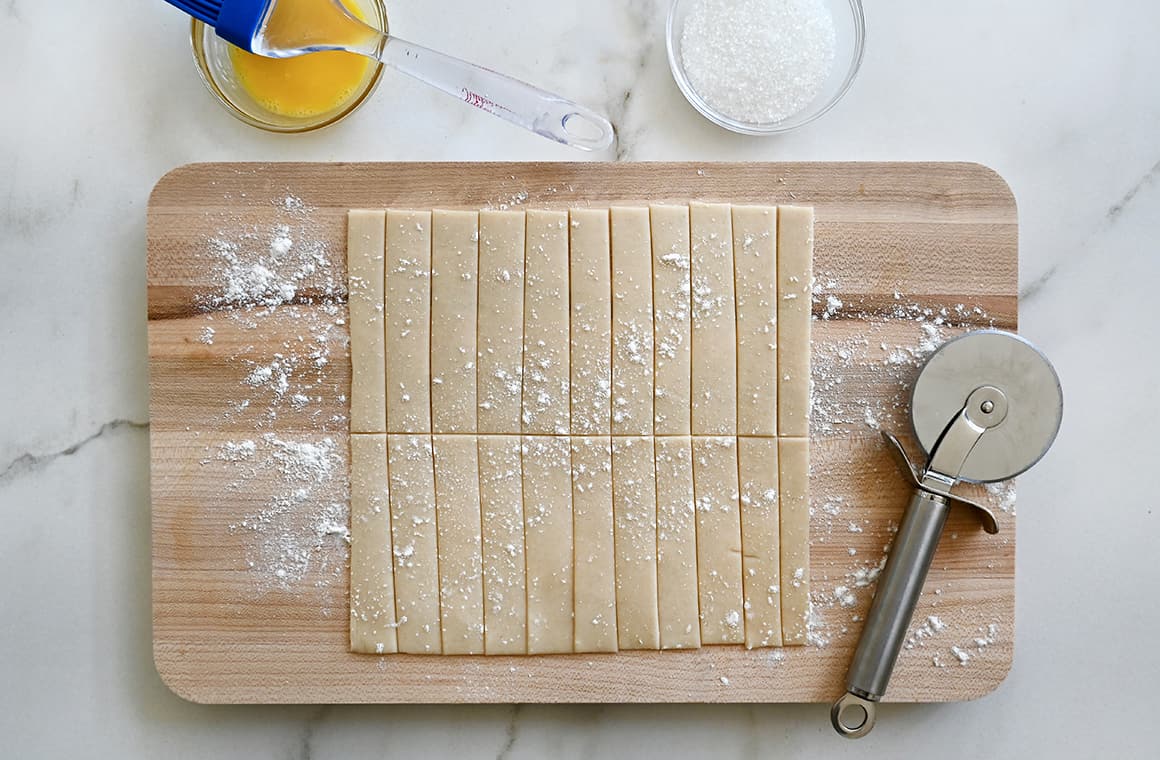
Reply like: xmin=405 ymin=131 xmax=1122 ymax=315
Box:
xmin=189 ymin=0 xmax=389 ymax=134
xmin=665 ymin=0 xmax=866 ymax=135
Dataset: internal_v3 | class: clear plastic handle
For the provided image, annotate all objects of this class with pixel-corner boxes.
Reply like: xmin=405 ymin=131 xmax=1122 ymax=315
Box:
xmin=379 ymin=36 xmax=616 ymax=152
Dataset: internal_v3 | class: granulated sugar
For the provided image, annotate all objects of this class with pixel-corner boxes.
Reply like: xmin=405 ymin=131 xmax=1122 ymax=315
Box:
xmin=681 ymin=0 xmax=837 ymax=124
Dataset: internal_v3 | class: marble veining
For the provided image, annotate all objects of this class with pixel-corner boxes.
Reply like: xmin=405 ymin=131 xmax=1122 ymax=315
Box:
xmin=1019 ymin=157 xmax=1160 ymax=303
xmin=1 ymin=0 xmax=1158 ymax=757
xmin=0 ymin=419 xmax=148 ymax=487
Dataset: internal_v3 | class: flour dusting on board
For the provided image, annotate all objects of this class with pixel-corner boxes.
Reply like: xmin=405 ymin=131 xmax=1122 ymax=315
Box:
xmin=805 ymin=273 xmax=1011 ymax=669
xmin=194 ymin=191 xmax=350 ymax=596
xmin=221 ymin=435 xmax=348 ymax=592
xmin=809 ymin=274 xmax=999 ymax=437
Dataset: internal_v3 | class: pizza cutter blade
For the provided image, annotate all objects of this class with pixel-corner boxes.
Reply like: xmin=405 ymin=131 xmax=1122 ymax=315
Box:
xmin=830 ymin=330 xmax=1062 ymax=738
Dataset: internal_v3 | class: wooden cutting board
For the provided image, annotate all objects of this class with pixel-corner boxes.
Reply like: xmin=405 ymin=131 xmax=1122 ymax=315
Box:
xmin=149 ymin=162 xmax=1018 ymax=704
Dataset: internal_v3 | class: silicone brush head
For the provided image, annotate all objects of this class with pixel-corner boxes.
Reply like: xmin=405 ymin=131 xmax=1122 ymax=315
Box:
xmin=163 ymin=0 xmax=273 ymax=50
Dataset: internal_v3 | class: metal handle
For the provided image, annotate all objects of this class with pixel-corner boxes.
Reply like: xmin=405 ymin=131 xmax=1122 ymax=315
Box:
xmin=832 ymin=488 xmax=951 ymax=737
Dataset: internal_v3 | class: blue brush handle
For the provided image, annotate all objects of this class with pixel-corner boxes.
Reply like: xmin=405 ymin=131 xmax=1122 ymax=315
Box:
xmin=160 ymin=0 xmax=273 ymax=50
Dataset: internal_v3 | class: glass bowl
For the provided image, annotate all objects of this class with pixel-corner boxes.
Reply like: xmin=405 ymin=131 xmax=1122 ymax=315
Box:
xmin=666 ymin=0 xmax=865 ymax=135
xmin=190 ymin=0 xmax=388 ymax=133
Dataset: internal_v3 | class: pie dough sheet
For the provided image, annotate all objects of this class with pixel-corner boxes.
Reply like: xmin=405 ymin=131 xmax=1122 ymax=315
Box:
xmin=692 ymin=436 xmax=745 ymax=645
xmin=523 ymin=210 xmax=571 ymax=435
xmin=569 ymin=209 xmax=613 ymax=435
xmin=611 ymin=207 xmax=655 ymax=436
xmin=690 ymin=203 xmax=738 ymax=435
xmin=477 ymin=211 xmax=526 ymax=434
xmin=612 ymin=436 xmax=660 ymax=650
xmin=738 ymin=436 xmax=781 ymax=649
xmin=347 ymin=210 xmax=386 ymax=434
xmin=650 ymin=205 xmax=692 ymax=435
xmin=385 ymin=210 xmax=432 ymax=434
xmin=478 ymin=435 xmax=527 ymax=655
xmin=778 ymin=437 xmax=810 ymax=645
xmin=732 ymin=206 xmax=778 ymax=437
xmin=777 ymin=206 xmax=813 ymax=438
xmin=655 ymin=437 xmax=701 ymax=649
xmin=348 ymin=202 xmax=814 ymax=657
xmin=433 ymin=435 xmax=485 ymax=655
xmin=430 ymin=210 xmax=479 ymax=434
xmin=387 ymin=434 xmax=442 ymax=653
xmin=522 ymin=436 xmax=574 ymax=654
xmin=571 ymin=436 xmax=617 ymax=653
xmin=349 ymin=434 xmax=397 ymax=654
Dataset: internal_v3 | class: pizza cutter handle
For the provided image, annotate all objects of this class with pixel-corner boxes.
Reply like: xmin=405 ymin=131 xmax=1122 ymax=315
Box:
xmin=831 ymin=488 xmax=951 ymax=738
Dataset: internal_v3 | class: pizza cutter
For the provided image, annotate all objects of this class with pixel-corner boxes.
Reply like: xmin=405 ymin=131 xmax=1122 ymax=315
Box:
xmin=830 ymin=330 xmax=1063 ymax=738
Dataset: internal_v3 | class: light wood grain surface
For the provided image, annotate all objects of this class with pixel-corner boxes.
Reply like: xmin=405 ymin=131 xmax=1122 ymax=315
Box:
xmin=149 ymin=162 xmax=1018 ymax=704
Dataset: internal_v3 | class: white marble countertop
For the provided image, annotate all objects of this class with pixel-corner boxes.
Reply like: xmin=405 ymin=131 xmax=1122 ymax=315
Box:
xmin=2 ymin=0 xmax=1157 ymax=756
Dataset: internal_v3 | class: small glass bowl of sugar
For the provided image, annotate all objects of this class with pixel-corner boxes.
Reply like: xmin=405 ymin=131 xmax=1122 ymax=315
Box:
xmin=667 ymin=0 xmax=865 ymax=135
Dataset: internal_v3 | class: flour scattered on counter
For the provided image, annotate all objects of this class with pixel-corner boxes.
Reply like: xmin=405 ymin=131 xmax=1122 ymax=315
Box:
xmin=270 ymin=224 xmax=293 ymax=256
xmin=930 ymin=623 xmax=1001 ymax=668
xmin=849 ymin=556 xmax=888 ymax=589
xmin=809 ymin=273 xmax=997 ymax=436
xmin=805 ymin=602 xmax=832 ymax=648
xmin=822 ymin=294 xmax=843 ymax=319
xmin=203 ymin=227 xmax=335 ymax=310
xmin=278 ymin=193 xmax=310 ymax=214
xmin=265 ymin=434 xmax=338 ymax=483
xmin=904 ymin=615 xmax=948 ymax=651
xmin=833 ymin=585 xmax=857 ymax=608
xmin=192 ymin=192 xmax=350 ymax=596
xmin=986 ymin=481 xmax=1017 ymax=514
xmin=218 ymin=439 xmax=256 ymax=462
xmin=194 ymin=193 xmax=349 ymax=430
xmin=222 ymin=434 xmax=348 ymax=592
xmin=792 ymin=274 xmax=1009 ymax=660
